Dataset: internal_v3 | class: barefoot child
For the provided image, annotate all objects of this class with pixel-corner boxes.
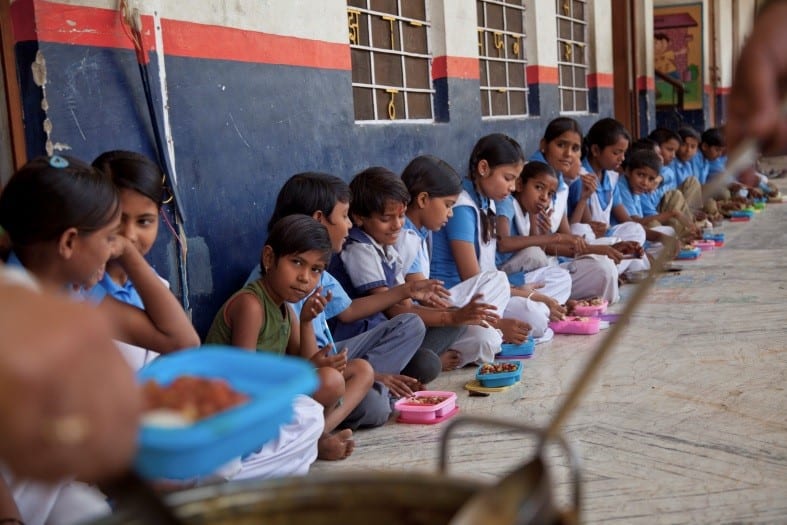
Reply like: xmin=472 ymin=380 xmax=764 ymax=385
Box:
xmin=398 ymin=155 xmax=512 ymax=366
xmin=207 ymin=215 xmax=372 ymax=460
xmin=497 ymin=161 xmax=619 ymax=303
xmin=260 ymin=172 xmax=447 ymax=428
xmin=429 ymin=133 xmax=562 ymax=343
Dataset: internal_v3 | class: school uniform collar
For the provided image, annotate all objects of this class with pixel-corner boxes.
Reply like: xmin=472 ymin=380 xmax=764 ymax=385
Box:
xmin=461 ymin=177 xmax=491 ymax=212
xmin=404 ymin=216 xmax=429 ymax=241
xmin=347 ymin=226 xmax=399 ymax=264
xmin=97 ymin=272 xmax=143 ymax=309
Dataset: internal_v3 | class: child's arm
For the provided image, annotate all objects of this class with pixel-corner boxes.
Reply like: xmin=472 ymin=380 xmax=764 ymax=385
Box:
xmin=223 ymin=292 xmax=264 ymax=351
xmin=495 ymin=214 xmax=564 ymax=253
xmin=569 ymin=173 xmax=597 ymax=224
xmin=376 ymin=288 xmax=498 ymax=328
xmin=510 ymin=284 xmax=566 ymax=321
xmin=335 ymin=278 xmax=449 ymax=323
xmin=98 ymin=237 xmax=200 ymax=352
xmin=611 ymin=203 xmax=633 ymax=225
xmin=292 ymin=290 xmax=348 ymax=371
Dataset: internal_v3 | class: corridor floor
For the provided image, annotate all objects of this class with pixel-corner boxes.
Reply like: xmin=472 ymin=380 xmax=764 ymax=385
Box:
xmin=311 ymin=179 xmax=787 ymax=524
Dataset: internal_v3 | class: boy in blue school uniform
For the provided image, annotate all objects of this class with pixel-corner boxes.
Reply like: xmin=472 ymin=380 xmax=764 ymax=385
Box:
xmin=329 ymin=167 xmax=492 ymax=373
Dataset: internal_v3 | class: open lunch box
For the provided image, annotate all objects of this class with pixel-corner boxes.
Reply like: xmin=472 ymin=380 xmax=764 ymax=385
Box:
xmin=135 ymin=346 xmax=319 ymax=479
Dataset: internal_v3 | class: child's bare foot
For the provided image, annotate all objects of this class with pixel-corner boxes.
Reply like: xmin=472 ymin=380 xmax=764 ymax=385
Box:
xmin=439 ymin=349 xmax=462 ymax=371
xmin=318 ymin=429 xmax=354 ymax=460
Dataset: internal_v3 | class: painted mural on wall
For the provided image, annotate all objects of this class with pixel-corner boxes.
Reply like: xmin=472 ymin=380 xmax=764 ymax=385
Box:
xmin=653 ymin=3 xmax=703 ymax=110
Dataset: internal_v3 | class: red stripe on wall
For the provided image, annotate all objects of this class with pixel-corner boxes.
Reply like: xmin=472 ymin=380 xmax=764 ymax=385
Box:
xmin=526 ymin=65 xmax=558 ymax=85
xmin=636 ymin=76 xmax=655 ymax=91
xmin=432 ymin=56 xmax=479 ymax=80
xmin=716 ymin=86 xmax=731 ymax=95
xmin=12 ymin=0 xmax=350 ymax=71
xmin=160 ymin=18 xmax=350 ymax=70
xmin=14 ymin=0 xmax=154 ymax=52
xmin=587 ymin=73 xmax=613 ymax=89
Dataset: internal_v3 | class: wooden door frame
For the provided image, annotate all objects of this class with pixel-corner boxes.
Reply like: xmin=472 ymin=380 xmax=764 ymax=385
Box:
xmin=1 ymin=0 xmax=27 ymax=175
xmin=611 ymin=0 xmax=639 ymax=136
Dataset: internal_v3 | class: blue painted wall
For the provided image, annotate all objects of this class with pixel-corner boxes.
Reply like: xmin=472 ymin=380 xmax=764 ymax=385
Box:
xmin=16 ymin=41 xmax=614 ymax=336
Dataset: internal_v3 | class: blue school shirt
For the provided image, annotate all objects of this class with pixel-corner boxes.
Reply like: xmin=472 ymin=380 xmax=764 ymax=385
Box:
xmin=494 ymin=195 xmax=516 ymax=267
xmin=707 ymin=155 xmax=727 ymax=182
xmin=660 ymin=165 xmax=677 ymax=192
xmin=430 ymin=178 xmax=484 ymax=289
xmin=95 ymin=273 xmax=143 ymax=309
xmin=671 ymin=158 xmax=695 ymax=186
xmin=568 ymin=159 xmax=618 ymax=218
xmin=328 ymin=227 xmax=400 ymax=340
xmin=690 ymin=152 xmax=710 ymax=184
xmin=614 ymin=176 xmax=642 ymax=224
xmin=245 ymin=264 xmax=352 ymax=348
xmin=641 ymin=189 xmax=660 ymax=217
xmin=400 ymin=216 xmax=429 ymax=276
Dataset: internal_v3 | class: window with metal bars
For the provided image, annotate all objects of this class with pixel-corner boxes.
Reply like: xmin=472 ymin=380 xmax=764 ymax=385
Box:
xmin=555 ymin=0 xmax=588 ymax=113
xmin=476 ymin=0 xmax=528 ymax=117
xmin=348 ymin=0 xmax=433 ymax=121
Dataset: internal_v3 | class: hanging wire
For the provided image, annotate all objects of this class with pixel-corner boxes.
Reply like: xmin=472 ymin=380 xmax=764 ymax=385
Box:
xmin=119 ymin=1 xmax=191 ymax=314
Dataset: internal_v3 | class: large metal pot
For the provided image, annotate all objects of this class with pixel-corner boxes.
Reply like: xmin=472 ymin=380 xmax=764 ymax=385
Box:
xmin=96 ymin=417 xmax=580 ymax=525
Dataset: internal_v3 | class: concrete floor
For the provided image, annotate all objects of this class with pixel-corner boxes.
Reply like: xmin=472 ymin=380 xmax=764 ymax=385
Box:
xmin=310 ymin=178 xmax=787 ymax=524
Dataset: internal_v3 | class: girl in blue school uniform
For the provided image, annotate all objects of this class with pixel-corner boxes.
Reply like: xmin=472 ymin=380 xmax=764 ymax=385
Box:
xmin=397 ymin=155 xmax=514 ymax=366
xmin=428 ymin=133 xmax=564 ymax=344
xmin=529 ymin=117 xmax=639 ymax=284
xmin=90 ymin=150 xmax=170 ymax=370
xmin=0 ymin=154 xmax=200 ymax=525
xmin=567 ymin=118 xmax=650 ymax=276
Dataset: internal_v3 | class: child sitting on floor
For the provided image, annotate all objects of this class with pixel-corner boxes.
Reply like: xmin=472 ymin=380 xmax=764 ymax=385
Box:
xmin=207 ymin=215 xmax=372 ymax=461
xmin=330 ymin=166 xmax=499 ymax=370
xmin=256 ymin=172 xmax=448 ymax=428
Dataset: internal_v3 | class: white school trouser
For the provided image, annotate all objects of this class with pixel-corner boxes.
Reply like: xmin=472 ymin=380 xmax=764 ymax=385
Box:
xmin=0 ymin=466 xmax=110 ymax=525
xmin=228 ymin=395 xmax=324 ymax=481
xmin=443 ymin=271 xmax=510 ymax=367
xmin=500 ymin=251 xmax=572 ymax=304
xmin=643 ymin=225 xmax=677 ymax=259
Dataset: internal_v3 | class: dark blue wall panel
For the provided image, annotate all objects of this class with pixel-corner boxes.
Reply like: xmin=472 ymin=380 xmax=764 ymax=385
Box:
xmin=15 ymin=42 xmax=615 ymax=336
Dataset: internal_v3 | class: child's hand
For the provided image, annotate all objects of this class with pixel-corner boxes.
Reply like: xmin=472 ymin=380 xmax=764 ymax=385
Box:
xmin=613 ymin=240 xmax=645 ymax=258
xmin=407 ymin=279 xmax=451 ymax=308
xmin=545 ymin=298 xmax=567 ymax=321
xmin=497 ymin=318 xmax=531 ymax=344
xmin=300 ymin=287 xmax=332 ymax=323
xmin=519 ymin=282 xmax=545 ymax=298
xmin=376 ymin=373 xmax=421 ymax=398
xmin=535 ymin=208 xmax=553 ymax=234
xmin=593 ymin=244 xmax=624 ymax=264
xmin=580 ymin=173 xmax=598 ymax=200
xmin=311 ymin=346 xmax=348 ymax=372
xmin=450 ymin=293 xmax=499 ymax=327
xmin=589 ymin=220 xmax=608 ymax=238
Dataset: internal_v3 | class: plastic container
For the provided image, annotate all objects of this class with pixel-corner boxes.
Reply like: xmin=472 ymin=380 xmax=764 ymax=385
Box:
xmin=571 ymin=298 xmax=608 ymax=317
xmin=702 ymin=232 xmax=725 ymax=246
xmin=476 ymin=361 xmax=523 ymax=388
xmin=692 ymin=240 xmax=715 ymax=251
xmin=549 ymin=316 xmax=601 ymax=335
xmin=730 ymin=209 xmax=754 ymax=218
xmin=395 ymin=391 xmax=458 ymax=424
xmin=136 ymin=346 xmax=319 ymax=479
xmin=498 ymin=336 xmax=535 ymax=359
xmin=676 ymin=246 xmax=701 ymax=260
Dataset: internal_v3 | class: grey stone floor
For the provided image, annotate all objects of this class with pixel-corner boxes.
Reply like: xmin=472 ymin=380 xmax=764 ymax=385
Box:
xmin=310 ymin=179 xmax=787 ymax=524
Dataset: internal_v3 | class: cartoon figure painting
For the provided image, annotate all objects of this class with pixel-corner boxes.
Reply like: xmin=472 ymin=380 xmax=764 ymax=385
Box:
xmin=653 ymin=4 xmax=703 ymax=110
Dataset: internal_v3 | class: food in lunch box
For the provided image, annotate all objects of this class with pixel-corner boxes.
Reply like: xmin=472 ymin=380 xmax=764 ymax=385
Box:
xmin=576 ymin=296 xmax=604 ymax=307
xmin=142 ymin=376 xmax=249 ymax=425
xmin=478 ymin=362 xmax=519 ymax=375
xmin=404 ymin=395 xmax=448 ymax=405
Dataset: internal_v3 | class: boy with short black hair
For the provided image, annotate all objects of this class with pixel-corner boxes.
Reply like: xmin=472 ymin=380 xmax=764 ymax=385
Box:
xmin=329 ymin=167 xmax=497 ymax=372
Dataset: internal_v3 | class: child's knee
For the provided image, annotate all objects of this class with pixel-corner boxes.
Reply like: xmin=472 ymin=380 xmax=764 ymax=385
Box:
xmin=316 ymin=367 xmax=345 ymax=404
xmin=341 ymin=385 xmax=391 ymax=430
xmin=346 ymin=358 xmax=374 ymax=389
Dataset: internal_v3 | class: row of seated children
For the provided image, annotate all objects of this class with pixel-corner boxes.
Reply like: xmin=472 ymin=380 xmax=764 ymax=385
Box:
xmin=2 ymin=115 xmax=775 ymax=522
